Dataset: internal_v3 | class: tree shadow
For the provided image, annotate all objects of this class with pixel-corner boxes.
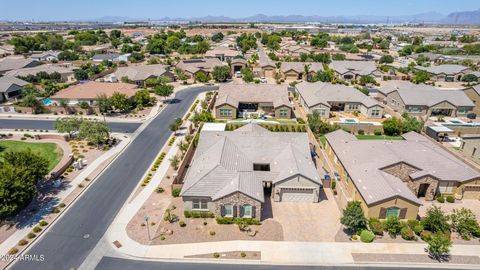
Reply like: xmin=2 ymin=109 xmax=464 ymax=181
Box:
xmin=425 ymin=248 xmax=451 ymax=263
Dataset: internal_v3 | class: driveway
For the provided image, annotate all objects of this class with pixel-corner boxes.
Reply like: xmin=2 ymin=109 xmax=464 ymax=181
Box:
xmin=419 ymin=199 xmax=480 ymax=218
xmin=271 ymin=188 xmax=341 ymax=242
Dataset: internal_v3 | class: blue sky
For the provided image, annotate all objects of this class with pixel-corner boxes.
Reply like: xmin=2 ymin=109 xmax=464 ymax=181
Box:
xmin=1 ymin=0 xmax=479 ymax=21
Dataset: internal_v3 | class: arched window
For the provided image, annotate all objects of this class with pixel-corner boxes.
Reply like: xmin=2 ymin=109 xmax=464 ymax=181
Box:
xmin=386 ymin=207 xmax=400 ymax=218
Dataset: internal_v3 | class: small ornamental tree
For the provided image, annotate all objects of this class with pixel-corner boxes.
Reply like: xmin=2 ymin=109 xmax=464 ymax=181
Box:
xmin=421 ymin=206 xmax=451 ymax=233
xmin=54 ymin=117 xmax=83 ymax=138
xmin=340 ymin=201 xmax=367 ymax=234
xmin=427 ymin=232 xmax=452 ymax=261
xmin=211 ymin=66 xmax=230 ymax=82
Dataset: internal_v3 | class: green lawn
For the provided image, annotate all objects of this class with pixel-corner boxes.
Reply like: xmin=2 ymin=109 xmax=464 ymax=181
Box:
xmin=0 ymin=140 xmax=63 ymax=171
xmin=319 ymin=135 xmax=327 ymax=147
xmin=355 ymin=135 xmax=404 ymax=140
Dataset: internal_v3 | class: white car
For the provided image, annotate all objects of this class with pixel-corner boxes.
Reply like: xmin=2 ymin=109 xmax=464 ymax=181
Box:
xmin=260 ymin=77 xmax=267 ymax=83
xmin=235 ymin=71 xmax=242 ymax=78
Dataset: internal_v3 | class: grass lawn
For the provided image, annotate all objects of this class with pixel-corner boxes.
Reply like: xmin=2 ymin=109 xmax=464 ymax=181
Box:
xmin=0 ymin=140 xmax=63 ymax=171
xmin=318 ymin=135 xmax=327 ymax=147
xmin=355 ymin=135 xmax=404 ymax=140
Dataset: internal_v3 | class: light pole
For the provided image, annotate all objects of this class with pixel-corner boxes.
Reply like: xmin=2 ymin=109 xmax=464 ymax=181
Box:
xmin=144 ymin=216 xmax=150 ymax=241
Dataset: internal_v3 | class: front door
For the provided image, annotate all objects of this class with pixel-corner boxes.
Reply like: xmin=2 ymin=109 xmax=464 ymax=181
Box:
xmin=417 ymin=183 xmax=429 ymax=198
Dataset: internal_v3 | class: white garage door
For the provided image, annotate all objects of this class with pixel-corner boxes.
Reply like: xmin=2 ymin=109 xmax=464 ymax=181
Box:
xmin=281 ymin=188 xmax=314 ymax=202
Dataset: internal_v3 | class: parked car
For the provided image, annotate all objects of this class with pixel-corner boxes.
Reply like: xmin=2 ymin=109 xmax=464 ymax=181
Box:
xmin=235 ymin=71 xmax=242 ymax=78
xmin=467 ymin=113 xmax=477 ymax=120
xmin=260 ymin=77 xmax=267 ymax=83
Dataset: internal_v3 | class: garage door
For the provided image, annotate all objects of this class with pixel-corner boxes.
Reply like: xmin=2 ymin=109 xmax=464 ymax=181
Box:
xmin=463 ymin=185 xmax=480 ymax=199
xmin=264 ymin=69 xmax=274 ymax=78
xmin=281 ymin=188 xmax=314 ymax=202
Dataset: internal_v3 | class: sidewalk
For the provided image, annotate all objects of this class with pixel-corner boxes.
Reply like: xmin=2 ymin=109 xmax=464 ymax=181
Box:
xmin=0 ymin=132 xmax=131 ymax=257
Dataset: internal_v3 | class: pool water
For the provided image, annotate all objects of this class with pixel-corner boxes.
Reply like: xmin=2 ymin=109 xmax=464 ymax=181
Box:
xmin=43 ymin=98 xmax=53 ymax=105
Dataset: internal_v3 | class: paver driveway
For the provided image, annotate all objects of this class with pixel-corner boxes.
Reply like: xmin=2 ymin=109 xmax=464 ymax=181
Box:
xmin=271 ymin=189 xmax=341 ymax=241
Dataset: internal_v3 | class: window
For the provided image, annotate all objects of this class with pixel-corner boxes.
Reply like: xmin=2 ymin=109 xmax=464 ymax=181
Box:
xmin=458 ymin=108 xmax=467 ymax=114
xmin=243 ymin=205 xmax=253 ymax=217
xmin=386 ymin=207 xmax=400 ymax=218
xmin=192 ymin=199 xmax=208 ymax=210
xmin=219 ymin=109 xmax=232 ymax=117
xmin=279 ymin=109 xmax=289 ymax=117
xmin=371 ymin=109 xmax=380 ymax=116
xmin=349 ymin=104 xmax=359 ymax=110
xmin=408 ymin=106 xmax=421 ymax=113
xmin=224 ymin=204 xmax=233 ymax=217
xmin=253 ymin=163 xmax=270 ymax=171
xmin=314 ymin=108 xmax=326 ymax=117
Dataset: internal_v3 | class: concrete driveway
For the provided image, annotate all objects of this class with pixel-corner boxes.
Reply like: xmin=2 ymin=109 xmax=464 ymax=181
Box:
xmin=271 ymin=188 xmax=341 ymax=242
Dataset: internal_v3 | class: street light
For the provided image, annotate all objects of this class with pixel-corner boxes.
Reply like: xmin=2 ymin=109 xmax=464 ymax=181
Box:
xmin=144 ymin=216 xmax=150 ymax=241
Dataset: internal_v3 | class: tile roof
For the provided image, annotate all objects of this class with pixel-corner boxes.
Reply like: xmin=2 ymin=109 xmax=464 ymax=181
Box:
xmin=325 ymin=130 xmax=480 ymax=205
xmin=51 ymin=81 xmax=138 ymax=100
xmin=216 ymin=84 xmax=292 ymax=109
xmin=205 ymin=46 xmax=240 ymax=58
xmin=181 ymin=124 xmax=320 ymax=202
xmin=280 ymin=62 xmax=324 ymax=73
xmin=415 ymin=64 xmax=469 ymax=75
xmin=378 ymin=81 xmax=474 ymax=107
xmin=5 ymin=64 xmax=74 ymax=77
xmin=0 ymin=76 xmax=28 ymax=93
xmin=296 ymin=81 xmax=381 ymax=108
xmin=0 ymin=57 xmax=40 ymax=73
xmin=113 ymin=64 xmax=170 ymax=81
xmin=329 ymin=60 xmax=378 ymax=76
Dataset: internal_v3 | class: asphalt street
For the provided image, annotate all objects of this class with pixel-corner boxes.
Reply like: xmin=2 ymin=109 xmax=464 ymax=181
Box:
xmin=0 ymin=119 xmax=141 ymax=133
xmin=94 ymin=257 xmax=456 ymax=270
xmin=8 ymin=86 xmax=217 ymax=270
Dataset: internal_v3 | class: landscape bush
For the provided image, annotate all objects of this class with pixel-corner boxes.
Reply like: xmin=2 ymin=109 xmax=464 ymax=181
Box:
xmin=188 ymin=211 xmax=214 ymax=218
xmin=18 ymin=239 xmax=28 ymax=246
xmin=357 ymin=129 xmax=365 ymax=135
xmin=179 ymin=220 xmax=186 ymax=227
xmin=27 ymin=232 xmax=36 ymax=239
xmin=171 ymin=188 xmax=181 ymax=197
xmin=446 ymin=196 xmax=455 ymax=203
xmin=384 ymin=217 xmax=402 ymax=237
xmin=8 ymin=248 xmax=18 ymax=255
xmin=413 ymin=224 xmax=424 ymax=235
xmin=32 ymin=226 xmax=42 ymax=233
xmin=436 ymin=196 xmax=445 ymax=203
xmin=368 ymin=218 xmax=384 ymax=236
xmin=420 ymin=230 xmax=432 ymax=241
xmin=360 ymin=230 xmax=375 ymax=243
xmin=39 ymin=220 xmax=48 ymax=227
xmin=216 ymin=217 xmax=260 ymax=225
xmin=400 ymin=227 xmax=416 ymax=240
xmin=184 ymin=211 xmax=192 ymax=218
xmin=213 ymin=252 xmax=220 ymax=258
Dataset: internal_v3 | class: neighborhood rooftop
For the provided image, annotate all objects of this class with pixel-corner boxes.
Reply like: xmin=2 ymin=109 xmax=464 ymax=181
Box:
xmin=216 ymin=84 xmax=291 ymax=108
xmin=325 ymin=130 xmax=480 ymax=206
xmin=51 ymin=81 xmax=137 ymax=100
xmin=0 ymin=75 xmax=28 ymax=93
xmin=329 ymin=60 xmax=377 ymax=76
xmin=113 ymin=64 xmax=170 ymax=81
xmin=180 ymin=124 xmax=320 ymax=202
xmin=415 ymin=64 xmax=470 ymax=75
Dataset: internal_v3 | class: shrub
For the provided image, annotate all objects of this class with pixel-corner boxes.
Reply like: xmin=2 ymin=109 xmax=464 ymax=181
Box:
xmin=39 ymin=220 xmax=48 ymax=227
xmin=427 ymin=232 xmax=452 ymax=260
xmin=421 ymin=206 xmax=450 ymax=233
xmin=160 ymin=236 xmax=165 ymax=241
xmin=450 ymin=208 xmax=480 ymax=240
xmin=360 ymin=230 xmax=375 ymax=243
xmin=407 ymin=220 xmax=419 ymax=229
xmin=216 ymin=217 xmax=235 ymax=224
xmin=351 ymin=234 xmax=358 ymax=240
xmin=209 ymin=230 xmax=216 ymax=236
xmin=184 ymin=211 xmax=192 ymax=218
xmin=413 ymin=224 xmax=424 ymax=235
xmin=179 ymin=220 xmax=186 ymax=227
xmin=446 ymin=196 xmax=455 ymax=203
xmin=357 ymin=129 xmax=365 ymax=135
xmin=32 ymin=226 xmax=42 ymax=233
xmin=189 ymin=211 xmax=214 ymax=218
xmin=368 ymin=218 xmax=384 ymax=236
xmin=420 ymin=230 xmax=432 ymax=241
xmin=401 ymin=227 xmax=416 ymax=240
xmin=8 ymin=248 xmax=18 ymax=255
xmin=240 ymin=251 xmax=247 ymax=258
xmin=384 ymin=217 xmax=402 ymax=237
xmin=18 ymin=239 xmax=28 ymax=246
xmin=27 ymin=232 xmax=36 ymax=239
xmin=213 ymin=252 xmax=220 ymax=258
xmin=59 ymin=203 xmax=66 ymax=208
xmin=436 ymin=196 xmax=445 ymax=203
xmin=340 ymin=201 xmax=367 ymax=234
xmin=172 ymin=188 xmax=181 ymax=197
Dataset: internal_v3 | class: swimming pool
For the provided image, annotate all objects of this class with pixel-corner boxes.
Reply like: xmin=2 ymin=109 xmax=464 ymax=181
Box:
xmin=43 ymin=98 xmax=53 ymax=106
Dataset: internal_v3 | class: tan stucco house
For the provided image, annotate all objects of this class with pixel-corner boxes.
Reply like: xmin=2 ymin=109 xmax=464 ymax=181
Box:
xmin=176 ymin=58 xmax=225 ymax=79
xmin=214 ymin=84 xmax=292 ymax=119
xmin=462 ymin=85 xmax=480 ymax=116
xmin=180 ymin=124 xmax=322 ymax=220
xmin=325 ymin=130 xmax=480 ymax=219
xmin=296 ymin=81 xmax=384 ymax=119
xmin=377 ymin=81 xmax=474 ymax=118
xmin=414 ymin=64 xmax=471 ymax=82
xmin=329 ymin=60 xmax=381 ymax=81
xmin=279 ymin=62 xmax=324 ymax=81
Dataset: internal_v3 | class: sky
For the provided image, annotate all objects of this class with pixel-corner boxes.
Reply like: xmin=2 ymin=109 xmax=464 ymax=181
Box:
xmin=1 ymin=0 xmax=479 ymax=21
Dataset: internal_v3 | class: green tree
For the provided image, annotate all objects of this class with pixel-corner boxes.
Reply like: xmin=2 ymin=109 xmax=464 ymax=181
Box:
xmin=340 ymin=201 xmax=368 ymax=234
xmin=382 ymin=117 xmax=404 ymax=136
xmin=96 ymin=94 xmax=112 ymax=113
xmin=2 ymin=149 xmax=49 ymax=185
xmin=169 ymin=118 xmax=182 ymax=135
xmin=422 ymin=206 xmax=451 ymax=233
xmin=166 ymin=35 xmax=181 ymax=50
xmin=134 ymin=89 xmax=153 ymax=108
xmin=379 ymin=55 xmax=394 ymax=64
xmin=109 ymin=29 xmax=122 ymax=39
xmin=20 ymin=94 xmax=41 ymax=114
xmin=211 ymin=32 xmax=224 ymax=43
xmin=412 ymin=70 xmax=431 ymax=84
xmin=110 ymin=92 xmax=132 ymax=112
xmin=54 ymin=117 xmax=83 ymax=137
xmin=427 ymin=232 xmax=452 ymax=261
xmin=450 ymin=208 xmax=480 ymax=240
xmin=241 ymin=67 xmax=254 ymax=83
xmin=78 ymin=120 xmax=110 ymax=147
xmin=195 ymin=72 xmax=210 ymax=83
xmin=155 ymin=83 xmax=174 ymax=100
xmin=74 ymin=69 xmax=89 ymax=81
xmin=211 ymin=66 xmax=230 ymax=82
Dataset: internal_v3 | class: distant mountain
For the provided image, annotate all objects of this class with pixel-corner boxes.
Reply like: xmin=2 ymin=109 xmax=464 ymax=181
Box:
xmin=442 ymin=9 xmax=480 ymax=24
xmin=85 ymin=9 xmax=480 ymax=25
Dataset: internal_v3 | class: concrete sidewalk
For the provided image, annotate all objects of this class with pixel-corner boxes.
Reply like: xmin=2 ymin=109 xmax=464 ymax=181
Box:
xmin=0 ymin=132 xmax=131 ymax=256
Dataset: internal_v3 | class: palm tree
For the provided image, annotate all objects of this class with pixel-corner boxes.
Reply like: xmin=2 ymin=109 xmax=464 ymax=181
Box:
xmin=303 ymin=64 xmax=311 ymax=81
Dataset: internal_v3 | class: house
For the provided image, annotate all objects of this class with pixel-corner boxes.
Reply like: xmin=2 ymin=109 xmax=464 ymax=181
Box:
xmin=214 ymin=84 xmax=292 ymax=119
xmin=230 ymin=58 xmax=247 ymax=74
xmin=258 ymin=46 xmax=276 ymax=78
xmin=0 ymin=57 xmax=41 ymax=75
xmin=377 ymin=81 xmax=474 ymax=118
xmin=175 ymin=58 xmax=224 ymax=79
xmin=460 ymin=134 xmax=480 ymax=160
xmin=92 ymin=53 xmax=129 ymax=63
xmin=414 ymin=64 xmax=471 ymax=82
xmin=279 ymin=45 xmax=313 ymax=58
xmin=50 ymin=81 xmax=138 ymax=106
xmin=29 ymin=50 xmax=61 ymax=62
xmin=462 ymin=85 xmax=480 ymax=116
xmin=180 ymin=124 xmax=322 ymax=219
xmin=0 ymin=76 xmax=28 ymax=102
xmin=329 ymin=60 xmax=381 ymax=81
xmin=325 ymin=130 xmax=480 ymax=219
xmin=5 ymin=64 xmax=75 ymax=82
xmin=106 ymin=64 xmax=175 ymax=85
xmin=296 ymin=81 xmax=383 ymax=119
xmin=205 ymin=46 xmax=240 ymax=62
xmin=279 ymin=62 xmax=323 ymax=81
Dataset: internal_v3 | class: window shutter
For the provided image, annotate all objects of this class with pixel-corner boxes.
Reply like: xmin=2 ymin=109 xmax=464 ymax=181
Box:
xmin=220 ymin=205 xmax=225 ymax=217
xmin=379 ymin=207 xmax=387 ymax=219
xmin=233 ymin=205 xmax=237 ymax=217
xmin=399 ymin=208 xmax=407 ymax=219
xmin=252 ymin=206 xmax=256 ymax=218
xmin=239 ymin=205 xmax=244 ymax=217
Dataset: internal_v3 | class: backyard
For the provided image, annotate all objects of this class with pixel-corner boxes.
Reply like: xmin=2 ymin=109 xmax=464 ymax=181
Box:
xmin=0 ymin=140 xmax=63 ymax=171
xmin=355 ymin=135 xmax=403 ymax=140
